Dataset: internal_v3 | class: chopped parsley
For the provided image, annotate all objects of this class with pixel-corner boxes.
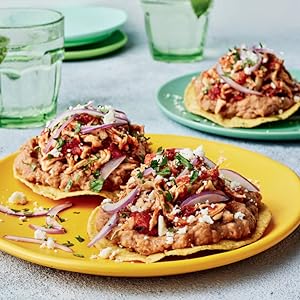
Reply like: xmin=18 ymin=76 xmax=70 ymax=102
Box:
xmin=190 ymin=170 xmax=199 ymax=184
xmin=150 ymin=159 xmax=159 ymax=170
xmin=75 ymin=235 xmax=85 ymax=243
xmin=62 ymin=241 xmax=74 ymax=247
xmin=175 ymin=153 xmax=193 ymax=170
xmin=90 ymin=178 xmax=104 ymax=192
xmin=137 ymin=170 xmax=143 ymax=179
xmin=64 ymin=179 xmax=73 ymax=192
xmin=56 ymin=137 xmax=66 ymax=150
xmin=156 ymin=146 xmax=164 ymax=155
xmin=157 ymin=167 xmax=171 ymax=177
xmin=73 ymin=253 xmax=84 ymax=258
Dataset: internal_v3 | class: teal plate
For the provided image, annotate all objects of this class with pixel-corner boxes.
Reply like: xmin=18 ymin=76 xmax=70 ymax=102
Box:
xmin=59 ymin=6 xmax=127 ymax=47
xmin=157 ymin=70 xmax=300 ymax=141
xmin=64 ymin=30 xmax=127 ymax=61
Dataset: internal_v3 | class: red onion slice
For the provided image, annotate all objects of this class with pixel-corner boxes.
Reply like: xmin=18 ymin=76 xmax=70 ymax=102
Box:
xmin=143 ymin=167 xmax=156 ymax=176
xmin=181 ymin=191 xmax=229 ymax=207
xmin=216 ymin=63 xmax=262 ymax=96
xmin=102 ymin=188 xmax=140 ymax=214
xmin=28 ymin=224 xmax=65 ymax=234
xmin=87 ymin=213 xmax=118 ymax=247
xmin=204 ymin=157 xmax=216 ymax=169
xmin=47 ymin=201 xmax=73 ymax=217
xmin=80 ymin=121 xmax=128 ymax=135
xmin=45 ymin=216 xmax=63 ymax=230
xmin=219 ymin=169 xmax=259 ymax=192
xmin=99 ymin=155 xmax=126 ymax=180
xmin=3 ymin=235 xmax=73 ymax=253
xmin=0 ymin=205 xmax=49 ymax=217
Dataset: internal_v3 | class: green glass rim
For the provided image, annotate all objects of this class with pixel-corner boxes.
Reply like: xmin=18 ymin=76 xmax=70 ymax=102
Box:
xmin=0 ymin=8 xmax=64 ymax=29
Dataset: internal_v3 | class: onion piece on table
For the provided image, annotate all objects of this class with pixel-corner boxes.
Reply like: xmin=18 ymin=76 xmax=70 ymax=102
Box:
xmin=3 ymin=235 xmax=73 ymax=253
xmin=47 ymin=202 xmax=73 ymax=217
xmin=216 ymin=63 xmax=262 ymax=96
xmin=28 ymin=224 xmax=65 ymax=234
xmin=87 ymin=213 xmax=118 ymax=247
xmin=181 ymin=191 xmax=229 ymax=207
xmin=219 ymin=169 xmax=259 ymax=192
xmin=102 ymin=187 xmax=140 ymax=214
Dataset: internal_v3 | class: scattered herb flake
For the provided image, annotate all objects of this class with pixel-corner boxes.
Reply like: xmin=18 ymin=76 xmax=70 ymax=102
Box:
xmin=175 ymin=153 xmax=193 ymax=170
xmin=157 ymin=167 xmax=171 ymax=177
xmin=137 ymin=170 xmax=143 ymax=179
xmin=190 ymin=170 xmax=199 ymax=184
xmin=75 ymin=235 xmax=85 ymax=243
xmin=64 ymin=179 xmax=73 ymax=192
xmin=156 ymin=146 xmax=163 ymax=155
xmin=62 ymin=241 xmax=74 ymax=247
xmin=150 ymin=159 xmax=159 ymax=171
xmin=73 ymin=253 xmax=85 ymax=258
xmin=89 ymin=178 xmax=104 ymax=192
xmin=165 ymin=191 xmax=173 ymax=202
xmin=57 ymin=215 xmax=66 ymax=223
xmin=160 ymin=156 xmax=168 ymax=167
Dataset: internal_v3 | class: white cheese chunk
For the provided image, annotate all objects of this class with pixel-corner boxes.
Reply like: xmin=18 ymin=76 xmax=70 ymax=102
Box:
xmin=234 ymin=211 xmax=245 ymax=220
xmin=158 ymin=215 xmax=167 ymax=237
xmin=46 ymin=237 xmax=55 ymax=249
xmin=98 ymin=247 xmax=113 ymax=259
xmin=199 ymin=214 xmax=214 ymax=224
xmin=8 ymin=191 xmax=28 ymax=205
xmin=177 ymin=226 xmax=187 ymax=235
xmin=34 ymin=229 xmax=47 ymax=240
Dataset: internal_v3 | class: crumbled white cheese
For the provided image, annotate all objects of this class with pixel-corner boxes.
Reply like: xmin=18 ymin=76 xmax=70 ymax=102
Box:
xmin=210 ymin=203 xmax=216 ymax=208
xmin=270 ymin=82 xmax=276 ymax=89
xmin=18 ymin=216 xmax=27 ymax=222
xmin=294 ymin=95 xmax=300 ymax=102
xmin=173 ymin=216 xmax=179 ymax=223
xmin=148 ymin=191 xmax=156 ymax=202
xmin=103 ymin=108 xmax=115 ymax=124
xmin=46 ymin=237 xmax=55 ymax=249
xmin=165 ymin=231 xmax=174 ymax=244
xmin=158 ymin=215 xmax=167 ymax=237
xmin=102 ymin=198 xmax=112 ymax=204
xmin=109 ymin=250 xmax=120 ymax=260
xmin=33 ymin=206 xmax=45 ymax=213
xmin=199 ymin=208 xmax=209 ymax=215
xmin=48 ymin=147 xmax=61 ymax=158
xmin=153 ymin=154 xmax=164 ymax=163
xmin=34 ymin=229 xmax=47 ymax=240
xmin=240 ymin=49 xmax=259 ymax=64
xmin=244 ymin=66 xmax=252 ymax=75
xmin=199 ymin=214 xmax=214 ymax=224
xmin=8 ymin=192 xmax=28 ymax=205
xmin=171 ymin=205 xmax=181 ymax=215
xmin=144 ymin=236 xmax=149 ymax=240
xmin=234 ymin=211 xmax=245 ymax=220
xmin=98 ymin=247 xmax=113 ymax=259
xmin=193 ymin=145 xmax=205 ymax=158
xmin=187 ymin=215 xmax=197 ymax=224
xmin=179 ymin=148 xmax=194 ymax=161
xmin=154 ymin=175 xmax=164 ymax=182
xmin=129 ymin=205 xmax=144 ymax=213
xmin=278 ymin=109 xmax=283 ymax=114
xmin=40 ymin=242 xmax=47 ymax=249
xmin=177 ymin=226 xmax=187 ymax=235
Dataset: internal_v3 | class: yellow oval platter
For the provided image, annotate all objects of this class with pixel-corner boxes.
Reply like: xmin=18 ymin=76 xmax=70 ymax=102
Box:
xmin=0 ymin=134 xmax=299 ymax=277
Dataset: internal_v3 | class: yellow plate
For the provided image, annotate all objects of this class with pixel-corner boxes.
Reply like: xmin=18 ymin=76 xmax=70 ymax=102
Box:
xmin=0 ymin=134 xmax=299 ymax=277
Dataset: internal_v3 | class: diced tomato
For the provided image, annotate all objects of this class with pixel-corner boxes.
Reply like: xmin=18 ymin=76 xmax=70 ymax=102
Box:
xmin=108 ymin=143 xmax=124 ymax=158
xmin=235 ymin=71 xmax=247 ymax=85
xmin=165 ymin=148 xmax=176 ymax=160
xmin=208 ymin=85 xmax=221 ymax=100
xmin=175 ymin=175 xmax=190 ymax=185
xmin=61 ymin=138 xmax=82 ymax=156
xmin=132 ymin=211 xmax=157 ymax=236
xmin=181 ymin=205 xmax=197 ymax=217
xmin=74 ymin=113 xmax=95 ymax=125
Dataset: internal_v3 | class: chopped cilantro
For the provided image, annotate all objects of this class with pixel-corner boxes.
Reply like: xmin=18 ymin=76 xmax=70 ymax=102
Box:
xmin=190 ymin=170 xmax=199 ymax=184
xmin=62 ymin=241 xmax=74 ymax=247
xmin=90 ymin=178 xmax=104 ymax=192
xmin=33 ymin=145 xmax=41 ymax=153
xmin=73 ymin=253 xmax=84 ymax=258
xmin=93 ymin=169 xmax=100 ymax=178
xmin=160 ymin=156 xmax=168 ymax=167
xmin=157 ymin=167 xmax=171 ymax=177
xmin=57 ymin=215 xmax=66 ymax=223
xmin=165 ymin=191 xmax=173 ymax=202
xmin=150 ymin=159 xmax=159 ymax=170
xmin=75 ymin=235 xmax=85 ymax=243
xmin=56 ymin=137 xmax=66 ymax=150
xmin=156 ymin=146 xmax=163 ymax=155
xmin=137 ymin=170 xmax=143 ymax=179
xmin=175 ymin=153 xmax=193 ymax=170
xmin=73 ymin=211 xmax=80 ymax=214
xmin=10 ymin=208 xmax=21 ymax=213
xmin=74 ymin=122 xmax=81 ymax=134
xmin=64 ymin=179 xmax=73 ymax=192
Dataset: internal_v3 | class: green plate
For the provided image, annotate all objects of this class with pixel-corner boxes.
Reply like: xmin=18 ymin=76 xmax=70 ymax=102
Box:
xmin=64 ymin=30 xmax=128 ymax=61
xmin=157 ymin=70 xmax=300 ymax=141
xmin=59 ymin=6 xmax=127 ymax=48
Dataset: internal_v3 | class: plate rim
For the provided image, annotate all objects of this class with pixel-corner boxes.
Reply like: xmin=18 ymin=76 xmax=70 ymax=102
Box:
xmin=0 ymin=134 xmax=299 ymax=277
xmin=157 ymin=71 xmax=300 ymax=141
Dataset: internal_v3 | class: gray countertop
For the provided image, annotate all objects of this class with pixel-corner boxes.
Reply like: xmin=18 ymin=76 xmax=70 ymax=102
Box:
xmin=0 ymin=0 xmax=299 ymax=299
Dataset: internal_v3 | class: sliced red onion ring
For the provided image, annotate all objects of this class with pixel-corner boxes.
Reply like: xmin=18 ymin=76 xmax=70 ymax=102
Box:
xmin=216 ymin=63 xmax=262 ymax=96
xmin=99 ymin=155 xmax=126 ymax=180
xmin=46 ymin=108 xmax=104 ymax=131
xmin=44 ymin=116 xmax=75 ymax=154
xmin=45 ymin=216 xmax=63 ymax=230
xmin=3 ymin=235 xmax=73 ymax=253
xmin=28 ymin=224 xmax=65 ymax=234
xmin=219 ymin=169 xmax=259 ymax=192
xmin=47 ymin=202 xmax=73 ymax=217
xmin=80 ymin=121 xmax=128 ymax=135
xmin=181 ymin=191 xmax=229 ymax=207
xmin=102 ymin=188 xmax=140 ymax=214
xmin=87 ymin=213 xmax=118 ymax=247
xmin=204 ymin=157 xmax=216 ymax=169
xmin=143 ymin=167 xmax=156 ymax=176
xmin=0 ymin=205 xmax=48 ymax=217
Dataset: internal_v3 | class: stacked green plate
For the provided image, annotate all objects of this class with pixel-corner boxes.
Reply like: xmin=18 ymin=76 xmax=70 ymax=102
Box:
xmin=59 ymin=6 xmax=128 ymax=60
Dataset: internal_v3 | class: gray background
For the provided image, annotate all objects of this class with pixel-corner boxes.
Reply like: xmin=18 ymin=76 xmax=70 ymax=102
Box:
xmin=0 ymin=0 xmax=299 ymax=299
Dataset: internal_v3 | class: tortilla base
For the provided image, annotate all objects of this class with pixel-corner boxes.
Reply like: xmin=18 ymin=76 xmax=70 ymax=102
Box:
xmin=87 ymin=204 xmax=272 ymax=263
xmin=13 ymin=166 xmax=116 ymax=201
xmin=184 ymin=82 xmax=300 ymax=128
